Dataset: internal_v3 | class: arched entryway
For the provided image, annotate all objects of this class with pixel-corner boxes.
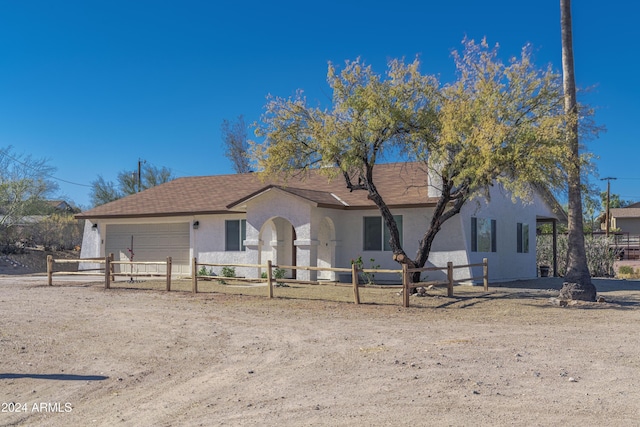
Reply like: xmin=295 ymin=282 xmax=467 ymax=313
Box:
xmin=259 ymin=217 xmax=296 ymax=278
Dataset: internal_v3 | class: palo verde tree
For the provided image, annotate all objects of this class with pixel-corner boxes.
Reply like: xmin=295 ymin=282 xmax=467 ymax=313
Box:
xmin=253 ymin=39 xmax=574 ymax=279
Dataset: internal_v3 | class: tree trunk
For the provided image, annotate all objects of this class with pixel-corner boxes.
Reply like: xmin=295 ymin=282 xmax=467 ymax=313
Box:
xmin=559 ymin=0 xmax=596 ymax=301
xmin=411 ymin=177 xmax=467 ymax=282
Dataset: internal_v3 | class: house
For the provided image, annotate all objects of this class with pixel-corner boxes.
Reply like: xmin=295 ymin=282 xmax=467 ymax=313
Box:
xmin=76 ymin=163 xmax=565 ymax=283
xmin=45 ymin=200 xmax=75 ymax=213
xmin=610 ymin=202 xmax=640 ymax=234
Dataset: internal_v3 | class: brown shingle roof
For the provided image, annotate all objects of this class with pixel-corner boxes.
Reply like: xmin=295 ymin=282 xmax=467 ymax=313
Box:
xmin=76 ymin=162 xmax=437 ymax=219
xmin=610 ymin=207 xmax=640 ymax=218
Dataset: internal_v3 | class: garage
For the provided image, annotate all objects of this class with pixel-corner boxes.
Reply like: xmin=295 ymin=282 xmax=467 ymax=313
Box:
xmin=105 ymin=223 xmax=190 ymax=275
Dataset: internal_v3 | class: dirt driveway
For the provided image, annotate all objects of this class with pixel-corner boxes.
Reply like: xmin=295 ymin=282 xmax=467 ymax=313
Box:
xmin=1 ymin=275 xmax=639 ymax=426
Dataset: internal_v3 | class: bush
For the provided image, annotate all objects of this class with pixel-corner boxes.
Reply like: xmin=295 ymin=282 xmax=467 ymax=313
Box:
xmin=198 ymin=266 xmax=215 ymax=276
xmin=351 ymin=256 xmax=380 ymax=285
xmin=618 ymin=265 xmax=635 ymax=276
xmin=215 ymin=266 xmax=236 ymax=285
xmin=221 ymin=266 xmax=236 ymax=278
xmin=23 ymin=214 xmax=83 ymax=251
xmin=537 ymin=234 xmax=620 ymax=277
xmin=260 ymin=267 xmax=287 ymax=286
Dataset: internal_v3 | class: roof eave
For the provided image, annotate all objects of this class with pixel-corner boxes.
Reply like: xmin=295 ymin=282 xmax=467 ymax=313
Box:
xmin=75 ymin=210 xmax=231 ymax=220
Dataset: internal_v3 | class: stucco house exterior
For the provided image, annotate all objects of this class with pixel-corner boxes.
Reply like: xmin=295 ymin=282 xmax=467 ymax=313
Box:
xmin=610 ymin=202 xmax=640 ymax=234
xmin=76 ymin=162 xmax=564 ymax=283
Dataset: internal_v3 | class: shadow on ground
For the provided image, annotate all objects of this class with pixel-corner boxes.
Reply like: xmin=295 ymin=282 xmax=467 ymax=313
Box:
xmin=0 ymin=373 xmax=108 ymax=381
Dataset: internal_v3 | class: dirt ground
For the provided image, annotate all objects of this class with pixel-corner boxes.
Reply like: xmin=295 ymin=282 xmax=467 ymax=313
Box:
xmin=1 ymin=269 xmax=639 ymax=427
xmin=0 ymin=249 xmax=79 ymax=275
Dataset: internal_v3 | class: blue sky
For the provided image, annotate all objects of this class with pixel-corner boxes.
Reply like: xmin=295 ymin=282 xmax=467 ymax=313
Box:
xmin=0 ymin=1 xmax=637 ymax=208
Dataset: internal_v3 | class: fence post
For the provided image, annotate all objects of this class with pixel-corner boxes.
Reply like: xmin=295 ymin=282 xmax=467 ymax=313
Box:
xmin=47 ymin=255 xmax=53 ymax=286
xmin=104 ymin=255 xmax=111 ymax=289
xmin=447 ymin=261 xmax=454 ymax=297
xmin=352 ymin=263 xmax=360 ymax=304
xmin=483 ymin=258 xmax=489 ymax=291
xmin=192 ymin=257 xmax=198 ymax=294
xmin=267 ymin=260 xmax=274 ymax=299
xmin=402 ymin=264 xmax=410 ymax=307
xmin=109 ymin=253 xmax=114 ymax=282
xmin=166 ymin=257 xmax=172 ymax=292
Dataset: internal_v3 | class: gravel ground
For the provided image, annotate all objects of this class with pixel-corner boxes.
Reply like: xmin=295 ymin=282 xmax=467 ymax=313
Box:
xmin=1 ymin=273 xmax=639 ymax=426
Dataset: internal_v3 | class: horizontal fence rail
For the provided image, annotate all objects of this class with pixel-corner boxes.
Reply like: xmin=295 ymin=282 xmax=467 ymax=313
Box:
xmin=191 ymin=257 xmax=489 ymax=308
xmin=48 ymin=255 xmax=488 ymax=308
xmin=47 ymin=254 xmax=173 ymax=291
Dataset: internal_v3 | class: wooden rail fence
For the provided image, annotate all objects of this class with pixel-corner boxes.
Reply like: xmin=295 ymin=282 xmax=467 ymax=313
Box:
xmin=47 ymin=254 xmax=173 ymax=291
xmin=47 ymin=255 xmax=488 ymax=308
xmin=192 ymin=257 xmax=489 ymax=308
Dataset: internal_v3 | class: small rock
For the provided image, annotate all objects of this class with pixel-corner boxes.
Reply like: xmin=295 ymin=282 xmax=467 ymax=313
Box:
xmin=568 ymin=377 xmax=577 ymax=382
xmin=549 ymin=297 xmax=568 ymax=307
xmin=597 ymin=296 xmax=606 ymax=303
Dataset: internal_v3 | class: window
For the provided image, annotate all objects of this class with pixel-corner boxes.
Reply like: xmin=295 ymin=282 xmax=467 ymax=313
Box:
xmin=225 ymin=219 xmax=246 ymax=251
xmin=363 ymin=215 xmax=403 ymax=251
xmin=517 ymin=223 xmax=529 ymax=253
xmin=471 ymin=217 xmax=496 ymax=252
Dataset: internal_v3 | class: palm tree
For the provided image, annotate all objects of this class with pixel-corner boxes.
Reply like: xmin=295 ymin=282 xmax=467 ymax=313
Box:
xmin=559 ymin=0 xmax=597 ymax=301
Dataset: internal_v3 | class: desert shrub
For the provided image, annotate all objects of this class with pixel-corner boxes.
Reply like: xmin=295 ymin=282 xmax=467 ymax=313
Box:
xmin=0 ymin=225 xmax=24 ymax=253
xmin=221 ymin=266 xmax=236 ymax=278
xmin=618 ymin=265 xmax=635 ymax=276
xmin=273 ymin=267 xmax=288 ymax=287
xmin=351 ymin=256 xmax=380 ymax=285
xmin=28 ymin=214 xmax=83 ymax=250
xmin=260 ymin=267 xmax=287 ymax=285
xmin=584 ymin=235 xmax=620 ymax=277
xmin=273 ymin=267 xmax=286 ymax=279
xmin=198 ymin=266 xmax=215 ymax=276
xmin=537 ymin=234 xmax=620 ymax=277
xmin=217 ymin=266 xmax=236 ymax=285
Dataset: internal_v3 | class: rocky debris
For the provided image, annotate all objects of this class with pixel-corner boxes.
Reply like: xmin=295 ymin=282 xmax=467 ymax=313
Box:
xmin=558 ymin=281 xmax=597 ymax=302
xmin=0 ymin=249 xmax=79 ymax=274
xmin=0 ymin=256 xmax=28 ymax=269
xmin=549 ymin=297 xmax=569 ymax=307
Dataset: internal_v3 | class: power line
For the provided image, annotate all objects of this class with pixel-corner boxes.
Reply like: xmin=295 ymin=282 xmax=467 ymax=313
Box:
xmin=1 ymin=149 xmax=92 ymax=188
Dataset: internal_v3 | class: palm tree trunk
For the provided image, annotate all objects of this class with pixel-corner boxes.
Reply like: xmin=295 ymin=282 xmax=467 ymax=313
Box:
xmin=559 ymin=0 xmax=597 ymax=301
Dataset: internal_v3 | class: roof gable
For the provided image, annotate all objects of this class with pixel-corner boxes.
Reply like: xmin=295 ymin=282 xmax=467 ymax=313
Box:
xmin=226 ymin=185 xmax=347 ymax=211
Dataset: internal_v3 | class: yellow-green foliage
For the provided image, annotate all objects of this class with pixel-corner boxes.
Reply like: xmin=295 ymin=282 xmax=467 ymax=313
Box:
xmin=252 ymin=38 xmax=596 ymax=265
xmin=253 ymin=38 xmax=577 ymax=201
xmin=617 ymin=265 xmax=640 ymax=279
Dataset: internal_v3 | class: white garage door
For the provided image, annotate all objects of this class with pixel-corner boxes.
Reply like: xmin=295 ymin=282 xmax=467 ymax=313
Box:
xmin=105 ymin=223 xmax=190 ymax=275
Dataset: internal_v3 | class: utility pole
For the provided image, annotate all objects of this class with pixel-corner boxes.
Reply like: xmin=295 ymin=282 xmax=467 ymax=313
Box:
xmin=601 ymin=177 xmax=617 ymax=237
xmin=137 ymin=159 xmax=146 ymax=192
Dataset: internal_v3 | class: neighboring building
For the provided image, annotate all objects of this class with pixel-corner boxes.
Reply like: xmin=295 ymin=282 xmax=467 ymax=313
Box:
xmin=76 ymin=163 xmax=565 ymax=283
xmin=610 ymin=202 xmax=640 ymax=234
xmin=46 ymin=200 xmax=78 ymax=213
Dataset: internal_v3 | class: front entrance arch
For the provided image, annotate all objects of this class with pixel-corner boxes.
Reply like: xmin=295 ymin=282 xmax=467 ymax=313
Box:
xmin=259 ymin=217 xmax=296 ymax=278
